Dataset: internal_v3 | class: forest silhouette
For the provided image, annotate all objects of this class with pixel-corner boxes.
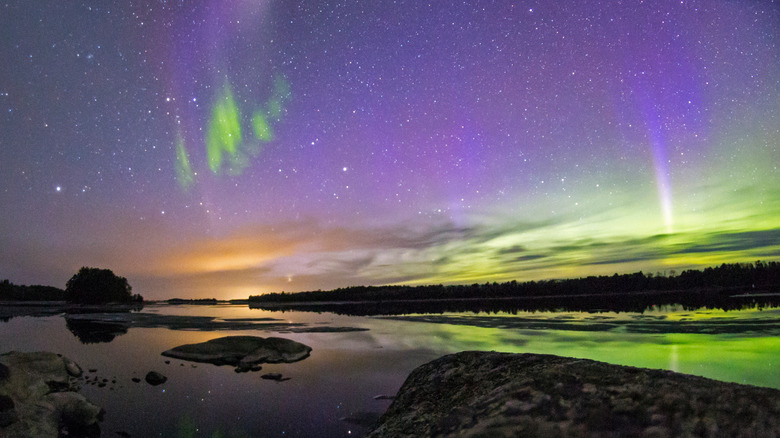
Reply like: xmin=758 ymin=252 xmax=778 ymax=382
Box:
xmin=248 ymin=261 xmax=780 ymax=315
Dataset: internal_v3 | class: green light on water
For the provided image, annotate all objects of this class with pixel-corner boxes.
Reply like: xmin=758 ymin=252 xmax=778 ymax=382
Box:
xmin=175 ymin=133 xmax=194 ymax=190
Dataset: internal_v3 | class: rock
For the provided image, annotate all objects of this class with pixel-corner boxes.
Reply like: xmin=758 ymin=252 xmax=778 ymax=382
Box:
xmin=131 ymin=377 xmax=141 ymax=383
xmin=145 ymin=371 xmax=167 ymax=386
xmin=161 ymin=336 xmax=311 ymax=371
xmin=367 ymin=351 xmax=780 ymax=438
xmin=63 ymin=357 xmax=83 ymax=377
xmin=48 ymin=391 xmax=103 ymax=427
xmin=0 ymin=351 xmax=102 ymax=437
xmin=260 ymin=373 xmax=284 ymax=380
xmin=235 ymin=363 xmax=262 ymax=373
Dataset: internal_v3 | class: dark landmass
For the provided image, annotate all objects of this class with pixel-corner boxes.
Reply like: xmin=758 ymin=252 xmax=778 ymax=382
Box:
xmin=1 ymin=266 xmax=143 ymax=305
xmin=161 ymin=336 xmax=312 ymax=372
xmin=251 ymin=291 xmax=780 ymax=316
xmin=249 ymin=261 xmax=780 ymax=315
xmin=0 ymin=351 xmax=102 ymax=437
xmin=167 ymin=298 xmax=219 ymax=305
xmin=66 ymin=267 xmax=142 ymax=304
xmin=368 ymin=351 xmax=780 ymax=437
xmin=0 ymin=279 xmax=65 ymax=301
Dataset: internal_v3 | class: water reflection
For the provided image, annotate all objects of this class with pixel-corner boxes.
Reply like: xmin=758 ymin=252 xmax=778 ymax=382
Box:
xmin=250 ymin=292 xmax=780 ymax=316
xmin=1 ymin=303 xmax=779 ymax=437
xmin=377 ymin=306 xmax=780 ymax=335
xmin=65 ymin=317 xmax=130 ymax=344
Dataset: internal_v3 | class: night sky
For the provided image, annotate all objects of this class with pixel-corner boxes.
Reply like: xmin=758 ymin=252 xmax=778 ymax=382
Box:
xmin=1 ymin=1 xmax=778 ymax=300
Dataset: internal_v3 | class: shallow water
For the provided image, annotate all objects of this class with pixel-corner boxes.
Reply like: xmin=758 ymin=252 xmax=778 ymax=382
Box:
xmin=1 ymin=303 xmax=779 ymax=437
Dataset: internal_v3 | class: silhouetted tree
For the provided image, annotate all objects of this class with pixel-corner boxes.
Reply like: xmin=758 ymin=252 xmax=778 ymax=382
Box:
xmin=65 ymin=267 xmax=140 ymax=304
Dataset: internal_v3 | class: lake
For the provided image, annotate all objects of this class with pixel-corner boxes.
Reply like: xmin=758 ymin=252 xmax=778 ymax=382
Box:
xmin=1 ymin=302 xmax=779 ymax=437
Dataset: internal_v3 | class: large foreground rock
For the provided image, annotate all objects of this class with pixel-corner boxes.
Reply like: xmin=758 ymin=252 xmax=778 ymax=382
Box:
xmin=0 ymin=351 xmax=102 ymax=437
xmin=368 ymin=351 xmax=780 ymax=437
xmin=161 ymin=336 xmax=311 ymax=371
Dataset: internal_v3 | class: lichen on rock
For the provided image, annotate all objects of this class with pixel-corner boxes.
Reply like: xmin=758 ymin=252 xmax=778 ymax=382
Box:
xmin=0 ymin=351 xmax=102 ymax=437
xmin=368 ymin=351 xmax=780 ymax=437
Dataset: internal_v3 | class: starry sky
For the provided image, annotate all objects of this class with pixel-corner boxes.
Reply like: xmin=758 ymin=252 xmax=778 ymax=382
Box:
xmin=1 ymin=1 xmax=779 ymax=300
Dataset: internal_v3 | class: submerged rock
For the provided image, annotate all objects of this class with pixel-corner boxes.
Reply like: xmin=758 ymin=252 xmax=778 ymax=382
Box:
xmin=0 ymin=351 xmax=102 ymax=437
xmin=161 ymin=336 xmax=311 ymax=372
xmin=368 ymin=351 xmax=780 ymax=437
xmin=260 ymin=373 xmax=289 ymax=381
xmin=145 ymin=371 xmax=167 ymax=386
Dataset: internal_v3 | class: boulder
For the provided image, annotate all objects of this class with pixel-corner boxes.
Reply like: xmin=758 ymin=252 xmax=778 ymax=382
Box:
xmin=161 ymin=336 xmax=311 ymax=372
xmin=63 ymin=357 xmax=83 ymax=377
xmin=368 ymin=351 xmax=780 ymax=437
xmin=145 ymin=371 xmax=167 ymax=386
xmin=0 ymin=351 xmax=102 ymax=437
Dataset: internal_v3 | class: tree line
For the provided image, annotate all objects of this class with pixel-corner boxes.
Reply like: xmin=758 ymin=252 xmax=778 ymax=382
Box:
xmin=0 ymin=280 xmax=65 ymax=301
xmin=1 ymin=267 xmax=142 ymax=304
xmin=249 ymin=261 xmax=780 ymax=304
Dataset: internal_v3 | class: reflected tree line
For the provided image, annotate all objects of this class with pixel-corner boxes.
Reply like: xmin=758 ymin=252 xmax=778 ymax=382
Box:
xmin=2 ymin=267 xmax=142 ymax=343
xmin=249 ymin=261 xmax=780 ymax=316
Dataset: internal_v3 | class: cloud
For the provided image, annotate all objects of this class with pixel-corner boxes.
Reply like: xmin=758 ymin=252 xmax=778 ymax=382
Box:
xmin=672 ymin=229 xmax=780 ymax=255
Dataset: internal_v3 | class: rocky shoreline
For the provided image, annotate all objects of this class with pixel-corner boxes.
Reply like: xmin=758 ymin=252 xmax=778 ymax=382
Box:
xmin=0 ymin=352 xmax=103 ymax=437
xmin=5 ymin=348 xmax=780 ymax=437
xmin=368 ymin=351 xmax=780 ymax=437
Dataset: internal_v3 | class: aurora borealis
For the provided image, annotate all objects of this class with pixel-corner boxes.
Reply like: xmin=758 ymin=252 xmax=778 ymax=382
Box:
xmin=1 ymin=1 xmax=778 ymax=299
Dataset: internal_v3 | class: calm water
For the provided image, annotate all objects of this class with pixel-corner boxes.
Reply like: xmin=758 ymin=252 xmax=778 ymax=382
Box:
xmin=1 ymin=303 xmax=779 ymax=437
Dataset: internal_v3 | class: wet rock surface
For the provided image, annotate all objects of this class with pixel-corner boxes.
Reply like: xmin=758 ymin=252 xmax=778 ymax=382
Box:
xmin=368 ymin=351 xmax=780 ymax=438
xmin=161 ymin=336 xmax=312 ymax=372
xmin=260 ymin=373 xmax=290 ymax=381
xmin=144 ymin=371 xmax=167 ymax=386
xmin=0 ymin=351 xmax=102 ymax=437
